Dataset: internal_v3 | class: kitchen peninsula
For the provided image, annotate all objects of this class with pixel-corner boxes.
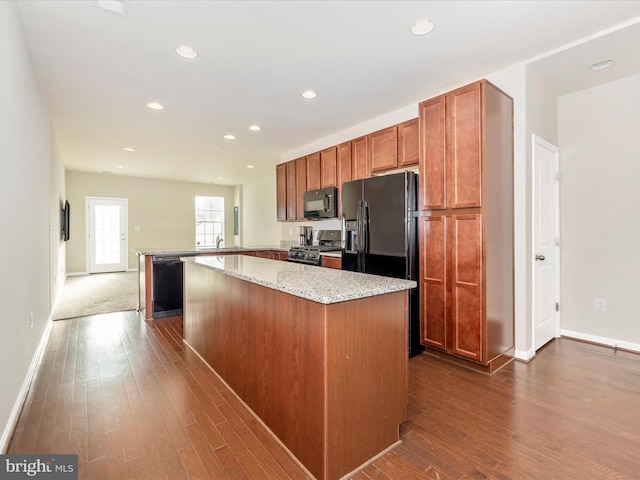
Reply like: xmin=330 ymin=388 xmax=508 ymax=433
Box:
xmin=136 ymin=247 xmax=288 ymax=319
xmin=182 ymin=255 xmax=415 ymax=480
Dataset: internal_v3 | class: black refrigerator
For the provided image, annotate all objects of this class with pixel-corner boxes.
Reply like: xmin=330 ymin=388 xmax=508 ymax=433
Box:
xmin=341 ymin=171 xmax=423 ymax=357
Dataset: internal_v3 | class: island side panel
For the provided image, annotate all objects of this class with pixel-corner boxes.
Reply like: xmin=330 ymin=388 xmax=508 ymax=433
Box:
xmin=183 ymin=262 xmax=326 ymax=479
xmin=325 ymin=291 xmax=408 ymax=479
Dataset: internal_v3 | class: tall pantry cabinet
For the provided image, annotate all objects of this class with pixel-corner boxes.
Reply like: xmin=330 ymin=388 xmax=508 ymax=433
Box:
xmin=419 ymin=79 xmax=514 ymax=372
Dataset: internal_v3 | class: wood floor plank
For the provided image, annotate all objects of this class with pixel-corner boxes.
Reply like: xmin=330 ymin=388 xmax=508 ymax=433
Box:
xmin=8 ymin=311 xmax=640 ymax=480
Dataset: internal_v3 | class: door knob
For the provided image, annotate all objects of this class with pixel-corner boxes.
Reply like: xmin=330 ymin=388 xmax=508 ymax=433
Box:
xmin=535 ymin=254 xmax=545 ymax=261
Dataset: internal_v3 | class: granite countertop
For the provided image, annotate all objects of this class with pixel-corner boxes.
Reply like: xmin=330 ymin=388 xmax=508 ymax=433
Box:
xmin=134 ymin=246 xmax=286 ymax=256
xmin=182 ymin=255 xmax=416 ymax=305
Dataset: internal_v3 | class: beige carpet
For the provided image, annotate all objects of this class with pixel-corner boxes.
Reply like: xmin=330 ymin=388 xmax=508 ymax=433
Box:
xmin=52 ymin=271 xmax=138 ymax=320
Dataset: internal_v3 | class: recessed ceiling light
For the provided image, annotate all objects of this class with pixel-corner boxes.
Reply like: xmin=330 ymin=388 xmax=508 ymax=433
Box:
xmin=116 ymin=165 xmax=124 ymax=169
xmin=176 ymin=45 xmax=198 ymax=59
xmin=411 ymin=19 xmax=435 ymax=36
xmin=249 ymin=125 xmax=261 ymax=131
xmin=216 ymin=176 xmax=223 ymax=180
xmin=94 ymin=0 xmax=129 ymax=17
xmin=301 ymin=90 xmax=317 ymax=99
xmin=246 ymin=165 xmax=255 ymax=169
xmin=589 ymin=59 xmax=615 ymax=71
xmin=123 ymin=147 xmax=135 ymax=152
xmin=223 ymin=134 xmax=236 ymax=140
xmin=147 ymin=102 xmax=164 ymax=110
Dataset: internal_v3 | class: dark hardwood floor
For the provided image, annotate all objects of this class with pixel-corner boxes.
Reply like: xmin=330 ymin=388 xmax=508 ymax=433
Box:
xmin=8 ymin=311 xmax=640 ymax=479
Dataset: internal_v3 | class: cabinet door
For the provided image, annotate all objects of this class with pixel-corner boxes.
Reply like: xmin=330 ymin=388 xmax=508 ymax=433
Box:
xmin=398 ymin=118 xmax=419 ymax=168
xmin=420 ymin=215 xmax=447 ymax=350
xmin=306 ymin=152 xmax=321 ymax=191
xmin=321 ymin=256 xmax=342 ymax=270
xmin=352 ymin=136 xmax=368 ymax=180
xmin=447 ymin=82 xmax=482 ymax=209
xmin=320 ymin=146 xmax=337 ymax=188
xmin=276 ymin=163 xmax=287 ymax=221
xmin=369 ymin=126 xmax=398 ymax=173
xmin=337 ymin=142 xmax=352 ymax=217
xmin=447 ymin=214 xmax=483 ymax=361
xmin=419 ymin=95 xmax=446 ymax=210
xmin=295 ymin=157 xmax=307 ymax=220
xmin=286 ymin=161 xmax=297 ymax=220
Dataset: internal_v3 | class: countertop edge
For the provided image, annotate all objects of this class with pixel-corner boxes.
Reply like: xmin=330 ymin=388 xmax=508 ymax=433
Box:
xmin=182 ymin=255 xmax=416 ymax=305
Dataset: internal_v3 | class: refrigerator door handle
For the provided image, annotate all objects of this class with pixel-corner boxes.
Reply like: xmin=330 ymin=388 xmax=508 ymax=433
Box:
xmin=355 ymin=200 xmax=363 ymax=253
xmin=362 ymin=200 xmax=369 ymax=254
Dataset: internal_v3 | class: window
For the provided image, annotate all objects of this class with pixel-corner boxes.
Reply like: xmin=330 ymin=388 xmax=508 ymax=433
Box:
xmin=195 ymin=196 xmax=224 ymax=248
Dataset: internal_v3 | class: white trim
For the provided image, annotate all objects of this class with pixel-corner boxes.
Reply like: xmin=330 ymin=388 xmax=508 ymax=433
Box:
xmin=514 ymin=348 xmax=536 ymax=362
xmin=561 ymin=329 xmax=640 ymax=354
xmin=0 ymin=317 xmax=54 ymax=453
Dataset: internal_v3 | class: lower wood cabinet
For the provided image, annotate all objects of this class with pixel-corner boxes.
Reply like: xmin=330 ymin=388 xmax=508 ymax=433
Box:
xmin=420 ymin=213 xmax=513 ymax=372
xmin=321 ymin=255 xmax=342 ymax=269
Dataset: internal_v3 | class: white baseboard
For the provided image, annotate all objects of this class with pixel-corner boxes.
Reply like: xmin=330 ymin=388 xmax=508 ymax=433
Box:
xmin=514 ymin=348 xmax=536 ymax=362
xmin=0 ymin=317 xmax=54 ymax=453
xmin=561 ymin=329 xmax=640 ymax=354
xmin=66 ymin=271 xmax=88 ymax=277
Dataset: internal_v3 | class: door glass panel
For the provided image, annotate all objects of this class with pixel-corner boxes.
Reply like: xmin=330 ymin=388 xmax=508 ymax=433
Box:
xmin=95 ymin=205 xmax=121 ymax=265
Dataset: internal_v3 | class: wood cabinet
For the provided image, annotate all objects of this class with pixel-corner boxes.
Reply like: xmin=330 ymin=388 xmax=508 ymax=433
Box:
xmin=276 ymin=163 xmax=287 ymax=221
xmin=336 ymin=142 xmax=352 ymax=217
xmin=306 ymin=152 xmax=321 ymax=191
xmin=320 ymin=146 xmax=337 ymax=188
xmin=351 ymin=136 xmax=368 ymax=180
xmin=286 ymin=161 xmax=297 ymax=220
xmin=276 ymin=119 xmax=416 ymax=221
xmin=419 ymin=79 xmax=514 ymax=372
xmin=321 ymin=255 xmax=342 ymax=270
xmin=369 ymin=126 xmax=398 ymax=173
xmin=397 ymin=118 xmax=419 ymax=168
xmin=295 ymin=157 xmax=307 ymax=220
xmin=419 ymin=82 xmax=483 ymax=211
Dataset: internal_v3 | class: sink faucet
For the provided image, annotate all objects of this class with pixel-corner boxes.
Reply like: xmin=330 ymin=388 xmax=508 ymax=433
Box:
xmin=216 ymin=233 xmax=224 ymax=249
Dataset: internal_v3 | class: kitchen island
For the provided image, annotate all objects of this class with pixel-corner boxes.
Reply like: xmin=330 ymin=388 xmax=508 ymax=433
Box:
xmin=182 ymin=255 xmax=415 ymax=480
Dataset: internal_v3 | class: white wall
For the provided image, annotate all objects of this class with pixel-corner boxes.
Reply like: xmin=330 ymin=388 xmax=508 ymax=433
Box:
xmin=0 ymin=1 xmax=54 ymax=451
xmin=241 ymin=175 xmax=281 ymax=247
xmin=65 ymin=171 xmax=237 ymax=272
xmin=558 ymin=74 xmax=640 ymax=349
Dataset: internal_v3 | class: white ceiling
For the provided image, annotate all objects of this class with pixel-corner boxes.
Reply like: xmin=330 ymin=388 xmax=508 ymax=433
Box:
xmin=16 ymin=1 xmax=640 ymax=186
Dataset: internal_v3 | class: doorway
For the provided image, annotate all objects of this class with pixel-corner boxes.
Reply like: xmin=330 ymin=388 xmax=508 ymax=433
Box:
xmin=86 ymin=197 xmax=128 ymax=273
xmin=532 ymin=135 xmax=560 ymax=351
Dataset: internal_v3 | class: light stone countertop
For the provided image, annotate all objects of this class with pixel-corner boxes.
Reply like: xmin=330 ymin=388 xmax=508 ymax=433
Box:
xmin=182 ymin=255 xmax=416 ymax=305
xmin=134 ymin=246 xmax=286 ymax=256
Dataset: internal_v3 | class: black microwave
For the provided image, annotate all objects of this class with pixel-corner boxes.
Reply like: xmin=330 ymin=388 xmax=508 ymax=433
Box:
xmin=303 ymin=187 xmax=338 ymax=219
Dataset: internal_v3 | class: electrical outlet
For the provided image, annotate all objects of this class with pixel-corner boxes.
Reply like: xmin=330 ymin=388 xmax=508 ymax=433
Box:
xmin=594 ymin=298 xmax=607 ymax=311
xmin=30 ymin=312 xmax=34 ymax=328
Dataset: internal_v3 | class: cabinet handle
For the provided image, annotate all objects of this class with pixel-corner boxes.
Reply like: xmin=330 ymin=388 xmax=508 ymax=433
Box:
xmin=535 ymin=254 xmax=545 ymax=261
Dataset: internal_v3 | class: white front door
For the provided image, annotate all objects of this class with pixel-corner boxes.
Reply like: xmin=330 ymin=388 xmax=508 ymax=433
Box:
xmin=87 ymin=197 xmax=127 ymax=273
xmin=532 ymin=135 xmax=560 ymax=351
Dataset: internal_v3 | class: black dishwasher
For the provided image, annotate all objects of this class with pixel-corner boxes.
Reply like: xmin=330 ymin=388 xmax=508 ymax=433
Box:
xmin=152 ymin=255 xmax=183 ymax=318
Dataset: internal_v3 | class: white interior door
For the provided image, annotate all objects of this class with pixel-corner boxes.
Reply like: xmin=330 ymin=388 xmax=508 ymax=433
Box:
xmin=87 ymin=197 xmax=127 ymax=273
xmin=532 ymin=135 xmax=560 ymax=351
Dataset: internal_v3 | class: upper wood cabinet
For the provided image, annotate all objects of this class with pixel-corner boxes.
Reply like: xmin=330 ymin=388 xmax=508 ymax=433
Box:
xmin=295 ymin=157 xmax=307 ymax=220
xmin=419 ymin=82 xmax=483 ymax=210
xmin=397 ymin=118 xmax=419 ymax=168
xmin=306 ymin=152 xmax=321 ymax=191
xmin=369 ymin=126 xmax=398 ymax=173
xmin=337 ymin=142 xmax=352 ymax=188
xmin=352 ymin=136 xmax=368 ymax=180
xmin=276 ymin=163 xmax=287 ymax=221
xmin=320 ymin=146 xmax=337 ymax=188
xmin=286 ymin=161 xmax=297 ymax=220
